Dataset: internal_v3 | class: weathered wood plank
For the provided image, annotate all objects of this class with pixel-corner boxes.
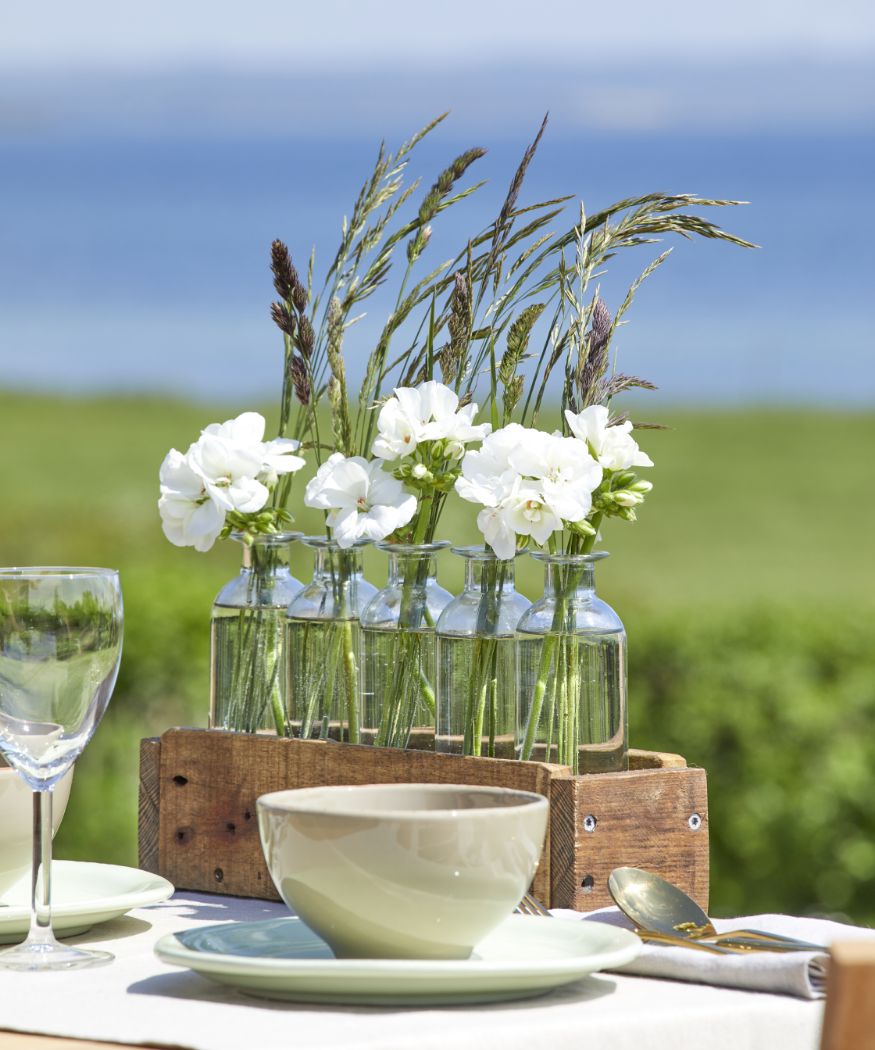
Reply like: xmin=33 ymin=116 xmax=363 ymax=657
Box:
xmin=628 ymin=748 xmax=687 ymax=770
xmin=821 ymin=941 xmax=875 ymax=1050
xmin=550 ymin=766 xmax=709 ymax=912
xmin=137 ymin=737 xmax=161 ymax=875
xmin=142 ymin=728 xmax=707 ymax=912
xmin=155 ymin=729 xmax=565 ymax=904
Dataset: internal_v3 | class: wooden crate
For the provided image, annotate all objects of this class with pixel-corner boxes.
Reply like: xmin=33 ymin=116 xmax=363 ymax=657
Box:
xmin=139 ymin=728 xmax=709 ymax=912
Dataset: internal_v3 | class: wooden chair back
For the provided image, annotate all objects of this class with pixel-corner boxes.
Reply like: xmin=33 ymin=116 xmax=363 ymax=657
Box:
xmin=821 ymin=941 xmax=875 ymax=1050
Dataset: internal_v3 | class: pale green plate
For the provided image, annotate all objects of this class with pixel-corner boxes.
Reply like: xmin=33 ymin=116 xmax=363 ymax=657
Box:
xmin=155 ymin=914 xmax=640 ymax=1005
xmin=0 ymin=861 xmax=174 ymax=943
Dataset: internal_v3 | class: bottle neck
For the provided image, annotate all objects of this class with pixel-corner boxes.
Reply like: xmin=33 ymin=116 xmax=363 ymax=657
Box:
xmin=238 ymin=538 xmax=293 ymax=576
xmin=463 ymin=557 xmax=517 ymax=594
xmin=312 ymin=545 xmax=366 ymax=581
xmin=542 ymin=561 xmax=597 ymax=598
xmin=387 ymin=551 xmax=437 ymax=586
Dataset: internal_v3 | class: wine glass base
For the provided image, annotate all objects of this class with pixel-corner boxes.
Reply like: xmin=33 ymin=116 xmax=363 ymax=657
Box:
xmin=0 ymin=939 xmax=113 ymax=971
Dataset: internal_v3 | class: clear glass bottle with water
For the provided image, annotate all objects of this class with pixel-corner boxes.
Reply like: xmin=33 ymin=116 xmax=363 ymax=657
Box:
xmin=360 ymin=542 xmax=452 ymax=749
xmin=516 ymin=551 xmax=627 ymax=773
xmin=285 ymin=537 xmax=376 ymax=743
xmin=210 ymin=531 xmax=303 ymax=734
xmin=436 ymin=547 xmax=530 ymax=757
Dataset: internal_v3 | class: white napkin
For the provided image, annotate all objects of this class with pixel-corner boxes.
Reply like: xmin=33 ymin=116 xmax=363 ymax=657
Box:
xmin=552 ymin=906 xmax=875 ymax=999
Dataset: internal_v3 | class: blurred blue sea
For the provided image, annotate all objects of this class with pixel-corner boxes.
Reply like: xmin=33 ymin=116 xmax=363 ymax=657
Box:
xmin=1 ymin=129 xmax=873 ymax=403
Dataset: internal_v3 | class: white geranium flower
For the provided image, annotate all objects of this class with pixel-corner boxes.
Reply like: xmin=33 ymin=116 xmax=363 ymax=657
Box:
xmin=500 ymin=481 xmax=564 ymax=546
xmin=201 ymin=411 xmax=306 ymax=487
xmin=564 ymin=405 xmax=653 ymax=471
xmin=456 ymin=423 xmax=602 ymax=557
xmin=455 ymin=424 xmax=527 ymax=508
xmin=509 ymin=431 xmax=602 ymax=522
xmin=372 ymin=380 xmax=491 ymax=460
xmin=201 ymin=410 xmax=267 ymax=448
xmin=158 ymin=411 xmax=307 ymax=553
xmin=304 ymin=453 xmax=417 ymax=548
xmin=158 ymin=448 xmax=226 ymax=552
xmin=371 ymin=397 xmax=422 ymax=460
xmin=259 ymin=437 xmax=306 ymax=487
xmin=188 ymin=433 xmax=269 ymax=513
xmin=476 ymin=504 xmax=519 ymax=561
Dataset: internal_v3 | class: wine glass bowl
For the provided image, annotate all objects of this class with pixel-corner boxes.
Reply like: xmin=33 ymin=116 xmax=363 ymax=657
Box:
xmin=0 ymin=567 xmax=123 ymax=970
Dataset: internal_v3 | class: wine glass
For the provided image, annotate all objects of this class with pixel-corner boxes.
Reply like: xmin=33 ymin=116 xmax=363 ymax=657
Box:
xmin=0 ymin=567 xmax=123 ymax=970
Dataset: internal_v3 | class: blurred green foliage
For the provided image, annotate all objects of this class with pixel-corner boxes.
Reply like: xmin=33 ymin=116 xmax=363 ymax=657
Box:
xmin=1 ymin=392 xmax=873 ymax=922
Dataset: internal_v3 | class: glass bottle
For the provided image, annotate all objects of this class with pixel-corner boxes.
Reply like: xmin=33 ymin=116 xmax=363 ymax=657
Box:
xmin=360 ymin=542 xmax=452 ymax=750
xmin=285 ymin=537 xmax=376 ymax=743
xmin=516 ymin=551 xmax=627 ymax=774
xmin=436 ymin=547 xmax=530 ymax=758
xmin=210 ymin=531 xmax=303 ymax=734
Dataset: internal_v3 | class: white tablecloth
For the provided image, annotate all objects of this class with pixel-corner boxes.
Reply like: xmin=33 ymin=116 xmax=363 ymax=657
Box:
xmin=0 ymin=892 xmax=824 ymax=1050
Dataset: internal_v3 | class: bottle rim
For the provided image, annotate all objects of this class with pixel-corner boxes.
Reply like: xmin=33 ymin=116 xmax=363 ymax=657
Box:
xmin=301 ymin=536 xmax=371 ymax=550
xmin=229 ymin=530 xmax=303 ymax=545
xmin=449 ymin=545 xmax=519 ymax=561
xmin=529 ymin=550 xmax=609 ymax=564
xmin=375 ymin=541 xmax=451 ymax=554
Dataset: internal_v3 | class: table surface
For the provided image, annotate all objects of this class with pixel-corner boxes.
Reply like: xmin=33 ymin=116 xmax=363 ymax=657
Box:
xmin=0 ymin=891 xmax=825 ymax=1050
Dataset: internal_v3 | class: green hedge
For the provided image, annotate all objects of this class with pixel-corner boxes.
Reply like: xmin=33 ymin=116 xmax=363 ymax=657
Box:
xmin=630 ymin=606 xmax=875 ymax=924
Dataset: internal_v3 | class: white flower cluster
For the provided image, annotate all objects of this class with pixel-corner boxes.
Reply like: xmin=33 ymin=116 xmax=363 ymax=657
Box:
xmin=304 ymin=454 xmax=417 ymax=548
xmin=158 ymin=412 xmax=306 ymax=552
xmin=456 ymin=406 xmax=653 ymax=559
xmin=304 ymin=381 xmax=490 ymax=548
xmin=371 ymin=381 xmax=491 ymax=461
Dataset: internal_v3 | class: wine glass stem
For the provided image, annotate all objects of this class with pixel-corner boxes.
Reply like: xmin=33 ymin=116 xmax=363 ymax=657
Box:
xmin=29 ymin=790 xmax=55 ymax=946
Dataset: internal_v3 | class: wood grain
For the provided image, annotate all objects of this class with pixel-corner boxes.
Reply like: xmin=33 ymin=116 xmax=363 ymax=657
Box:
xmin=137 ymin=737 xmax=161 ymax=875
xmin=550 ymin=766 xmax=709 ymax=912
xmin=820 ymin=940 xmax=875 ymax=1050
xmin=153 ymin=729 xmax=564 ymax=904
xmin=139 ymin=728 xmax=707 ymax=911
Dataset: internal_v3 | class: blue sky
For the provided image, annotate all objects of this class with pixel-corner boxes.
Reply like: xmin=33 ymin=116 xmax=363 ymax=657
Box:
xmin=1 ymin=1 xmax=873 ymax=138
xmin=3 ymin=0 xmax=874 ymax=70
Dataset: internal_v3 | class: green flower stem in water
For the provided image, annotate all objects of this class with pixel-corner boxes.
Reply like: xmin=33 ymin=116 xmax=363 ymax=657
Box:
xmin=367 ymin=536 xmax=448 ymax=750
xmin=286 ymin=541 xmax=369 ymax=743
xmin=437 ymin=549 xmax=524 ymax=759
xmin=211 ymin=535 xmax=299 ymax=735
xmin=519 ymin=558 xmax=587 ymax=767
xmin=518 ymin=528 xmax=626 ymax=774
xmin=462 ymin=559 xmax=505 ymax=757
xmin=339 ymin=617 xmax=361 ymax=743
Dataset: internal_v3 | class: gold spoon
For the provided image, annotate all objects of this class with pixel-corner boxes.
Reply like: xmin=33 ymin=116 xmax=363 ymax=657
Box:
xmin=608 ymin=868 xmax=827 ymax=953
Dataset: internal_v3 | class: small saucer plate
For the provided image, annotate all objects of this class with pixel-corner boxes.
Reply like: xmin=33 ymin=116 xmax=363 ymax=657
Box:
xmin=0 ymin=861 xmax=174 ymax=943
xmin=155 ymin=914 xmax=640 ymax=1006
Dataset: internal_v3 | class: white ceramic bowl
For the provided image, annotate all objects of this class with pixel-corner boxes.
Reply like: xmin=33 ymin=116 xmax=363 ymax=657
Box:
xmin=0 ymin=766 xmax=74 ymax=897
xmin=257 ymin=782 xmax=549 ymax=960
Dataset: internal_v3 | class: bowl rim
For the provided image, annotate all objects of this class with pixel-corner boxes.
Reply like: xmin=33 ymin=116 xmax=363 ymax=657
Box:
xmin=256 ymin=782 xmax=549 ymax=821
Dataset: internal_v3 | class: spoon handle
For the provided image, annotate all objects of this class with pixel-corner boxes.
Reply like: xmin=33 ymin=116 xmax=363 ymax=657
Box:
xmin=712 ymin=929 xmax=827 ymax=951
xmin=638 ymin=931 xmax=743 ymax=955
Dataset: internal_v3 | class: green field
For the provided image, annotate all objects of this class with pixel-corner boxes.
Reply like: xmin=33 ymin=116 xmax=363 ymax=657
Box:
xmin=2 ymin=391 xmax=874 ymax=922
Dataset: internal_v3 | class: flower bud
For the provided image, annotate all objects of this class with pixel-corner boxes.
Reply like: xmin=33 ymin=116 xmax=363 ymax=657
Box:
xmin=444 ymin=440 xmax=465 ymax=462
xmin=630 ymin=479 xmax=653 ymax=494
xmin=614 ymin=490 xmax=644 ymax=508
xmin=568 ymin=518 xmax=597 ymax=537
xmin=411 ymin=463 xmax=429 ymax=480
